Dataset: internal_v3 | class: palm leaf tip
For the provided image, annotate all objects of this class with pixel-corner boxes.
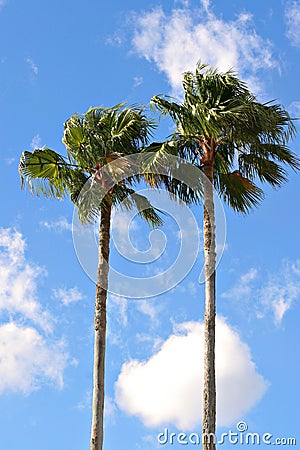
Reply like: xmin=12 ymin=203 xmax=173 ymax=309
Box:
xmin=219 ymin=171 xmax=264 ymax=213
xmin=18 ymin=147 xmax=71 ymax=199
xmin=125 ymin=192 xmax=164 ymax=228
xmin=138 ymin=207 xmax=164 ymax=228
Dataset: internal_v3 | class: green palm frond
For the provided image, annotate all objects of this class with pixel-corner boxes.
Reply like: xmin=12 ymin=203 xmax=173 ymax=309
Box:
xmin=238 ymin=153 xmax=288 ymax=187
xmin=217 ymin=171 xmax=264 ymax=213
xmin=63 ymin=104 xmax=156 ymax=168
xmin=19 ymin=104 xmax=166 ymax=228
xmin=75 ymin=182 xmax=107 ymax=224
xmin=151 ymin=61 xmax=299 ymax=214
xmin=19 ymin=148 xmax=73 ymax=198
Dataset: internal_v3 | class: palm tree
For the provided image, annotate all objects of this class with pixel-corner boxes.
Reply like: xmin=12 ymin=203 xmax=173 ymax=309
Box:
xmin=150 ymin=63 xmax=299 ymax=450
xmin=18 ymin=104 xmax=163 ymax=450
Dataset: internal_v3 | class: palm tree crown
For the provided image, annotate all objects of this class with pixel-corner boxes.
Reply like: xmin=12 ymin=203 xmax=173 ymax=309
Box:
xmin=19 ymin=103 xmax=162 ymax=226
xmin=151 ymin=63 xmax=299 ymax=211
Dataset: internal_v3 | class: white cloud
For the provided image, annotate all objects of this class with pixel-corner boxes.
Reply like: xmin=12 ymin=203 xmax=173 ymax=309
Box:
xmin=135 ymin=333 xmax=163 ymax=352
xmin=76 ymin=389 xmax=92 ymax=410
xmin=0 ymin=322 xmax=67 ymax=394
xmin=259 ymin=261 xmax=300 ymax=325
xmin=200 ymin=0 xmax=210 ymax=13
xmin=0 ymin=228 xmax=53 ymax=332
xmin=136 ymin=299 xmax=158 ymax=321
xmin=222 ymin=268 xmax=258 ymax=301
xmin=115 ymin=317 xmax=267 ymax=429
xmin=285 ymin=1 xmax=300 ymax=46
xmin=105 ymin=396 xmax=117 ymax=419
xmin=106 ymin=34 xmax=124 ymax=47
xmin=4 ymin=157 xmax=15 ymax=165
xmin=289 ymin=100 xmax=300 ymax=117
xmin=174 ymin=0 xmax=190 ymax=7
xmin=26 ymin=57 xmax=39 ymax=75
xmin=31 ymin=134 xmax=41 ymax=149
xmin=108 ymin=294 xmax=128 ymax=328
xmin=111 ymin=210 xmax=138 ymax=235
xmin=40 ymin=217 xmax=72 ymax=232
xmin=133 ymin=76 xmax=143 ymax=87
xmin=53 ymin=286 xmax=84 ymax=306
xmin=131 ymin=4 xmax=276 ymax=95
xmin=222 ymin=261 xmax=300 ymax=325
xmin=187 ymin=281 xmax=197 ymax=295
xmin=0 ymin=228 xmax=70 ymax=394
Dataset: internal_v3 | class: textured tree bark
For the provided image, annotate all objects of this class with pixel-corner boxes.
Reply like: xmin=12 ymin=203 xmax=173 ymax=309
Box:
xmin=202 ymin=161 xmax=217 ymax=450
xmin=90 ymin=200 xmax=112 ymax=450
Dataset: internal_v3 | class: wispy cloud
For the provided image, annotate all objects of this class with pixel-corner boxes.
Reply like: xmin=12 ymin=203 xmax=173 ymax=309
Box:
xmin=133 ymin=76 xmax=143 ymax=87
xmin=289 ymin=100 xmax=300 ymax=117
xmin=40 ymin=217 xmax=72 ymax=233
xmin=115 ymin=317 xmax=268 ymax=428
xmin=260 ymin=261 xmax=300 ymax=324
xmin=131 ymin=2 xmax=277 ymax=95
xmin=53 ymin=286 xmax=85 ymax=306
xmin=107 ymin=294 xmax=128 ymax=346
xmin=5 ymin=157 xmax=16 ymax=165
xmin=285 ymin=1 xmax=300 ymax=47
xmin=222 ymin=267 xmax=258 ymax=301
xmin=136 ymin=299 xmax=158 ymax=321
xmin=0 ymin=228 xmax=69 ymax=394
xmin=25 ymin=57 xmax=39 ymax=76
xmin=76 ymin=389 xmax=92 ymax=410
xmin=31 ymin=134 xmax=41 ymax=149
xmin=109 ymin=294 xmax=128 ymax=327
xmin=104 ymin=396 xmax=117 ymax=419
xmin=222 ymin=261 xmax=300 ymax=325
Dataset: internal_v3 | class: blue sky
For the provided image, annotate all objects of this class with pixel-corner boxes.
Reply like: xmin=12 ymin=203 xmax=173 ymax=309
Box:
xmin=0 ymin=0 xmax=300 ymax=449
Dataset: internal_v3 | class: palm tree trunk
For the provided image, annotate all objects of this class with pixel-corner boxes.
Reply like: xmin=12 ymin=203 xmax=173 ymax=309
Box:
xmin=90 ymin=200 xmax=112 ymax=450
xmin=202 ymin=162 xmax=216 ymax=450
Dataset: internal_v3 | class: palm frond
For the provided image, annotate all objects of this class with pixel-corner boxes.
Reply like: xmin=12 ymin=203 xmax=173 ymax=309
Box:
xmin=238 ymin=153 xmax=288 ymax=187
xmin=19 ymin=148 xmax=72 ymax=198
xmin=217 ymin=171 xmax=264 ymax=213
xmin=151 ymin=61 xmax=298 ymax=213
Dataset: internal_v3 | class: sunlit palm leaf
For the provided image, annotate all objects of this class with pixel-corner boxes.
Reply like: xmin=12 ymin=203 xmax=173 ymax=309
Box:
xmin=19 ymin=148 xmax=71 ymax=198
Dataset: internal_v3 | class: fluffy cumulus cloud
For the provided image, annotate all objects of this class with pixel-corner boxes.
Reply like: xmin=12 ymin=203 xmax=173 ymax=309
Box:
xmin=0 ymin=228 xmax=52 ymax=332
xmin=115 ymin=317 xmax=268 ymax=429
xmin=0 ymin=323 xmax=67 ymax=394
xmin=285 ymin=1 xmax=300 ymax=47
xmin=131 ymin=1 xmax=276 ymax=94
xmin=0 ymin=228 xmax=69 ymax=394
xmin=222 ymin=261 xmax=300 ymax=325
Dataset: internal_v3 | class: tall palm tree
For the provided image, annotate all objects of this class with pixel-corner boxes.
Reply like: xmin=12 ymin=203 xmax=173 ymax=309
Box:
xmin=18 ymin=104 xmax=163 ymax=450
xmin=150 ymin=63 xmax=299 ymax=450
